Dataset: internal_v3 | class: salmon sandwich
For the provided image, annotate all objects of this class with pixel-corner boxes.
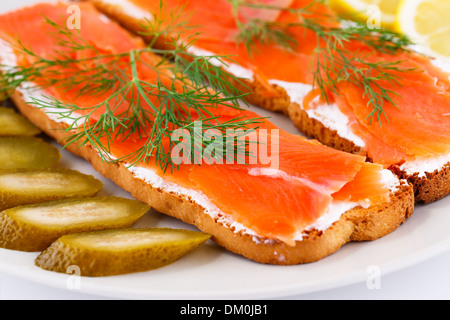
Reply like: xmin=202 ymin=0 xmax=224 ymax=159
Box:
xmin=89 ymin=0 xmax=450 ymax=204
xmin=0 ymin=2 xmax=414 ymax=264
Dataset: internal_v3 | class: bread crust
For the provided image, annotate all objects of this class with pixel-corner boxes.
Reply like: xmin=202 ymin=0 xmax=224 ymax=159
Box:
xmin=87 ymin=0 xmax=449 ymax=204
xmin=389 ymin=164 xmax=450 ymax=205
xmin=11 ymin=89 xmax=414 ymax=265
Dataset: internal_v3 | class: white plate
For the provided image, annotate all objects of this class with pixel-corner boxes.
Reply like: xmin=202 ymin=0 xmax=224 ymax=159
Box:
xmin=1 ymin=0 xmax=450 ymax=300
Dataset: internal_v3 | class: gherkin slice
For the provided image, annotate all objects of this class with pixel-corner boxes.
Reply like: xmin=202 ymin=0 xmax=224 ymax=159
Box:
xmin=0 ymin=136 xmax=60 ymax=169
xmin=0 ymin=197 xmax=150 ymax=252
xmin=0 ymin=168 xmax=104 ymax=211
xmin=35 ymin=228 xmax=212 ymax=277
xmin=0 ymin=107 xmax=41 ymax=136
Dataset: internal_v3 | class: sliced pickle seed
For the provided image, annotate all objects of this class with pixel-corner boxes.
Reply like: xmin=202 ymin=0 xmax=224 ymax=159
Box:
xmin=0 ymin=107 xmax=41 ymax=136
xmin=0 ymin=197 xmax=150 ymax=252
xmin=0 ymin=136 xmax=60 ymax=169
xmin=0 ymin=168 xmax=104 ymax=211
xmin=35 ymin=228 xmax=212 ymax=277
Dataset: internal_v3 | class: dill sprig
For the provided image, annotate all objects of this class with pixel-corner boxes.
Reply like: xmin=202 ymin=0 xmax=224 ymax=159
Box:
xmin=137 ymin=1 xmax=250 ymax=105
xmin=229 ymin=0 xmax=316 ymax=53
xmin=0 ymin=16 xmax=264 ymax=172
xmin=306 ymin=19 xmax=416 ymax=124
xmin=229 ymin=0 xmax=416 ymax=125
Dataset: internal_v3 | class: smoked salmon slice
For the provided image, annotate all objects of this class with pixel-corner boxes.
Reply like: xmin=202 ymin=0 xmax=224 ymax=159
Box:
xmin=330 ymin=49 xmax=450 ymax=164
xmin=189 ymin=164 xmax=333 ymax=246
xmin=0 ymin=2 xmax=398 ymax=245
xmin=333 ymin=162 xmax=391 ymax=204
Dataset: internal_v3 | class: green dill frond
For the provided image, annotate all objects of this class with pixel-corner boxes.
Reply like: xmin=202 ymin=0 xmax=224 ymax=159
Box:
xmin=228 ymin=0 xmax=417 ymax=126
xmin=0 ymin=9 xmax=264 ymax=172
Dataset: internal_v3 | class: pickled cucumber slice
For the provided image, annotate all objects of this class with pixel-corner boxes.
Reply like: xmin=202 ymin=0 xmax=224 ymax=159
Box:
xmin=0 ymin=107 xmax=41 ymax=136
xmin=35 ymin=228 xmax=212 ymax=277
xmin=0 ymin=168 xmax=103 ymax=211
xmin=0 ymin=197 xmax=150 ymax=252
xmin=0 ymin=136 xmax=60 ymax=169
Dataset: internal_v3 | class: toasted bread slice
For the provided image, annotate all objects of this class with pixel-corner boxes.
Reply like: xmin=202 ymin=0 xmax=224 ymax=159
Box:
xmin=10 ymin=91 xmax=414 ymax=265
xmin=88 ymin=0 xmax=449 ymax=204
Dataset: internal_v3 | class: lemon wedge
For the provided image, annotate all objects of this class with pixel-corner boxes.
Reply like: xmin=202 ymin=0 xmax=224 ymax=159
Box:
xmin=330 ymin=0 xmax=401 ymax=29
xmin=396 ymin=0 xmax=450 ymax=59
